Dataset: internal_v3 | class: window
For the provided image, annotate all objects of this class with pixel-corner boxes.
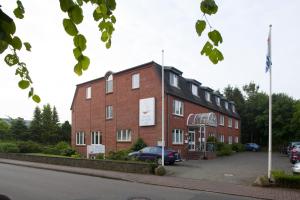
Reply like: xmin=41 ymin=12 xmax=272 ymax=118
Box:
xmin=235 ymin=136 xmax=239 ymax=143
xmin=228 ymin=136 xmax=233 ymax=144
xmin=172 ymin=129 xmax=183 ymax=144
xmin=192 ymin=84 xmax=198 ymax=96
xmin=225 ymin=101 xmax=229 ymax=110
xmin=205 ymin=91 xmax=211 ymax=102
xmin=117 ymin=129 xmax=132 ymax=142
xmin=86 ymin=87 xmax=91 ymax=99
xmin=219 ymin=115 xmax=224 ymax=126
xmin=228 ymin=117 xmax=232 ymax=128
xmin=76 ymin=132 xmax=85 ymax=145
xmin=173 ymin=99 xmax=184 ymax=116
xmin=170 ymin=73 xmax=178 ymax=87
xmin=106 ymin=105 xmax=113 ymax=119
xmin=91 ymin=131 xmax=102 ymax=145
xmin=106 ymin=74 xmax=113 ymax=93
xmin=219 ymin=134 xmax=225 ymax=143
xmin=235 ymin=120 xmax=239 ymax=129
xmin=132 ymin=73 xmax=140 ymax=89
xmin=215 ymin=97 xmax=220 ymax=106
xmin=232 ymin=105 xmax=236 ymax=113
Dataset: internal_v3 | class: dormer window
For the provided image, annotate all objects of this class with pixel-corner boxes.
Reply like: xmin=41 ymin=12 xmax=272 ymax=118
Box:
xmin=170 ymin=73 xmax=178 ymax=88
xmin=215 ymin=97 xmax=220 ymax=106
xmin=232 ymin=105 xmax=236 ymax=113
xmin=192 ymin=84 xmax=198 ymax=96
xmin=205 ymin=91 xmax=211 ymax=102
xmin=225 ymin=101 xmax=229 ymax=110
xmin=106 ymin=74 xmax=113 ymax=93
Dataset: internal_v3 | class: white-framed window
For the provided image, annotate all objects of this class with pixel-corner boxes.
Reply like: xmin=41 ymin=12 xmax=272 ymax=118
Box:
xmin=173 ymin=99 xmax=184 ymax=116
xmin=117 ymin=129 xmax=132 ymax=142
xmin=106 ymin=105 xmax=113 ymax=119
xmin=216 ymin=97 xmax=220 ymax=106
xmin=76 ymin=132 xmax=85 ymax=145
xmin=228 ymin=117 xmax=232 ymax=128
xmin=132 ymin=73 xmax=140 ymax=89
xmin=225 ymin=101 xmax=229 ymax=110
xmin=172 ymin=129 xmax=183 ymax=144
xmin=86 ymin=86 xmax=91 ymax=99
xmin=235 ymin=120 xmax=239 ymax=129
xmin=228 ymin=136 xmax=233 ymax=144
xmin=91 ymin=131 xmax=102 ymax=145
xmin=219 ymin=134 xmax=225 ymax=143
xmin=219 ymin=115 xmax=224 ymax=126
xmin=235 ymin=136 xmax=239 ymax=143
xmin=106 ymin=74 xmax=113 ymax=93
xmin=232 ymin=105 xmax=236 ymax=113
xmin=170 ymin=73 xmax=178 ymax=88
xmin=192 ymin=84 xmax=198 ymax=96
xmin=205 ymin=91 xmax=211 ymax=102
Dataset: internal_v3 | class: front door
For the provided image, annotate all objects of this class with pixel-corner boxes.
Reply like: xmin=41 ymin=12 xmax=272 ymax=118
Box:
xmin=188 ymin=129 xmax=195 ymax=151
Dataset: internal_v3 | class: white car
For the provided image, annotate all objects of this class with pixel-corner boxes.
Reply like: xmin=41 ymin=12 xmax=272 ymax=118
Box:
xmin=292 ymin=162 xmax=300 ymax=173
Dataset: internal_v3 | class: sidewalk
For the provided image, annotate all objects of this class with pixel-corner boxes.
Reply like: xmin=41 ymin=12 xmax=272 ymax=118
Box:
xmin=0 ymin=158 xmax=299 ymax=200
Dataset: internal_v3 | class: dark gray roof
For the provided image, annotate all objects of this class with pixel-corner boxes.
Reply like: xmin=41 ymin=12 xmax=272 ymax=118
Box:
xmin=155 ymin=64 xmax=240 ymax=119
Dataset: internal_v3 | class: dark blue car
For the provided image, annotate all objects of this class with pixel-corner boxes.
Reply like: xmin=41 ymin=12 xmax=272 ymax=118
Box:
xmin=245 ymin=143 xmax=260 ymax=151
xmin=128 ymin=146 xmax=180 ymax=165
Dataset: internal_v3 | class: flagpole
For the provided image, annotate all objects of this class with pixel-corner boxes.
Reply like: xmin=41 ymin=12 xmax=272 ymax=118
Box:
xmin=161 ymin=50 xmax=165 ymax=166
xmin=267 ymin=24 xmax=272 ymax=180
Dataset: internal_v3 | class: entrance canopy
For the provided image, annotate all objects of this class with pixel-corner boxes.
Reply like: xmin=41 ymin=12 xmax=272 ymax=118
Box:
xmin=186 ymin=112 xmax=217 ymax=127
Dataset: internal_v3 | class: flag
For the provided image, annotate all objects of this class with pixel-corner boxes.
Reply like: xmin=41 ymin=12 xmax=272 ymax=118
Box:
xmin=266 ymin=26 xmax=272 ymax=72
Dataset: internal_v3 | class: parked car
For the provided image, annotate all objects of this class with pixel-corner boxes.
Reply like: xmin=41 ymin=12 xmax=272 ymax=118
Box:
xmin=287 ymin=141 xmax=300 ymax=157
xmin=245 ymin=143 xmax=260 ymax=151
xmin=292 ymin=162 xmax=300 ymax=174
xmin=128 ymin=146 xmax=180 ymax=165
xmin=290 ymin=145 xmax=300 ymax=164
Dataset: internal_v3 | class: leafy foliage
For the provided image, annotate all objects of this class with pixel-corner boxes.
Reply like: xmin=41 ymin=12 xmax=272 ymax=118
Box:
xmin=131 ymin=138 xmax=147 ymax=151
xmin=272 ymin=170 xmax=300 ymax=189
xmin=0 ymin=142 xmax=20 ymax=153
xmin=17 ymin=140 xmax=42 ymax=153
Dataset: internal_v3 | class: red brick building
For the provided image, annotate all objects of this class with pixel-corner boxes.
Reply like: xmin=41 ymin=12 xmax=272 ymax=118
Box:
xmin=71 ymin=61 xmax=240 ymax=158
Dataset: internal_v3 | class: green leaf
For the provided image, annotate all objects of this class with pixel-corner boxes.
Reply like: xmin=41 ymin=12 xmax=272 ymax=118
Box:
xmin=68 ymin=5 xmax=83 ymax=24
xmin=59 ymin=0 xmax=75 ymax=12
xmin=4 ymin=54 xmax=18 ymax=66
xmin=209 ymin=48 xmax=224 ymax=64
xmin=200 ymin=41 xmax=213 ymax=56
xmin=79 ymin=55 xmax=90 ymax=70
xmin=195 ymin=20 xmax=206 ymax=36
xmin=74 ymin=63 xmax=82 ymax=76
xmin=18 ymin=80 xmax=30 ymax=89
xmin=98 ymin=20 xmax=106 ymax=31
xmin=11 ymin=36 xmax=22 ymax=50
xmin=0 ymin=40 xmax=8 ymax=54
xmin=106 ymin=39 xmax=111 ymax=49
xmin=93 ymin=9 xmax=102 ymax=21
xmin=100 ymin=4 xmax=107 ymax=15
xmin=24 ymin=42 xmax=31 ymax=51
xmin=111 ymin=15 xmax=116 ymax=23
xmin=13 ymin=8 xmax=24 ymax=19
xmin=73 ymin=34 xmax=86 ymax=51
xmin=28 ymin=87 xmax=34 ymax=97
xmin=63 ymin=18 xmax=78 ymax=36
xmin=32 ymin=95 xmax=41 ymax=103
xmin=201 ymin=0 xmax=218 ymax=15
xmin=0 ymin=10 xmax=16 ymax=35
xmin=76 ymin=0 xmax=83 ymax=6
xmin=101 ymin=31 xmax=109 ymax=42
xmin=107 ymin=0 xmax=116 ymax=10
xmin=208 ymin=30 xmax=223 ymax=46
xmin=73 ymin=47 xmax=82 ymax=60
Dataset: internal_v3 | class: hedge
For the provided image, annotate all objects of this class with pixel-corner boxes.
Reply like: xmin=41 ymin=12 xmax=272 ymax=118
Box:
xmin=272 ymin=170 xmax=300 ymax=189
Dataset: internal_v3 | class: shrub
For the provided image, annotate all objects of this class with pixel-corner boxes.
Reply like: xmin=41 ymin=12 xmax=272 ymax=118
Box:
xmin=216 ymin=142 xmax=225 ymax=151
xmin=42 ymin=142 xmax=75 ymax=156
xmin=155 ymin=166 xmax=166 ymax=176
xmin=96 ymin=153 xmax=104 ymax=160
xmin=217 ymin=144 xmax=232 ymax=156
xmin=0 ymin=142 xmax=20 ymax=153
xmin=17 ymin=141 xmax=42 ymax=153
xmin=231 ymin=143 xmax=245 ymax=152
xmin=207 ymin=136 xmax=217 ymax=143
xmin=42 ymin=146 xmax=60 ymax=155
xmin=107 ymin=149 xmax=131 ymax=160
xmin=131 ymin=138 xmax=147 ymax=151
xmin=71 ymin=153 xmax=82 ymax=159
xmin=272 ymin=170 xmax=300 ymax=189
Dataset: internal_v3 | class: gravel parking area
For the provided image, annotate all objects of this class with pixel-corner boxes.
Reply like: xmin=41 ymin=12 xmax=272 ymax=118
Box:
xmin=165 ymin=152 xmax=292 ymax=186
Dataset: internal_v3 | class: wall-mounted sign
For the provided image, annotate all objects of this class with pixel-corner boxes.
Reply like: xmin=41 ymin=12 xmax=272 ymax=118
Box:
xmin=139 ymin=97 xmax=155 ymax=126
xmin=87 ymin=144 xmax=105 ymax=154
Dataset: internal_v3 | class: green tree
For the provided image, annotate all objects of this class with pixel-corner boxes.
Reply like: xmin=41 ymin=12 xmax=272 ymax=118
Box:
xmin=60 ymin=121 xmax=71 ymax=143
xmin=291 ymin=100 xmax=300 ymax=140
xmin=9 ymin=117 xmax=29 ymax=140
xmin=41 ymin=104 xmax=54 ymax=144
xmin=29 ymin=106 xmax=43 ymax=142
xmin=223 ymin=85 xmax=245 ymax=114
xmin=0 ymin=118 xmax=11 ymax=140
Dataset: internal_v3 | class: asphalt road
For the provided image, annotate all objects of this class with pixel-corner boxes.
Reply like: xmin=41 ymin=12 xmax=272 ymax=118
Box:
xmin=0 ymin=163 xmax=258 ymax=200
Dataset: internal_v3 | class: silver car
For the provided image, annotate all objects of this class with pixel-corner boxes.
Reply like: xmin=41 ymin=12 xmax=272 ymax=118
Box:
xmin=292 ymin=162 xmax=300 ymax=173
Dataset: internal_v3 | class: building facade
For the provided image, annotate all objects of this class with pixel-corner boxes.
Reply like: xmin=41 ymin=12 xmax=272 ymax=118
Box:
xmin=71 ymin=61 xmax=240 ymax=158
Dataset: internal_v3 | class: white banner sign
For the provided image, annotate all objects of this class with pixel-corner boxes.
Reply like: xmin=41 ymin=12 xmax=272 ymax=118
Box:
xmin=139 ymin=97 xmax=155 ymax=126
xmin=87 ymin=144 xmax=105 ymax=154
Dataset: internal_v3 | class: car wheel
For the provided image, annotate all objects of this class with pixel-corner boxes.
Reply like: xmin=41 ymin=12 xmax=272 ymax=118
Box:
xmin=157 ymin=157 xmax=162 ymax=165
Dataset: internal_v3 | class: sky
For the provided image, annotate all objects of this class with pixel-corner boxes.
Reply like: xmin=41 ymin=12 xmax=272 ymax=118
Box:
xmin=1 ymin=0 xmax=299 ymax=123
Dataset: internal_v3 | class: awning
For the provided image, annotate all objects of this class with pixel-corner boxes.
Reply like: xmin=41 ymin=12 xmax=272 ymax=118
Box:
xmin=186 ymin=112 xmax=217 ymax=127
